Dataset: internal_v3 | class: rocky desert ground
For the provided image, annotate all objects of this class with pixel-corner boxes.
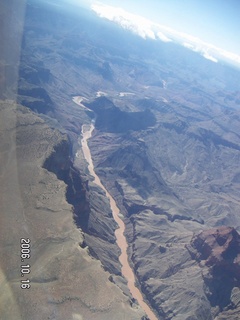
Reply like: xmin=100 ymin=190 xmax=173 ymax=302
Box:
xmin=1 ymin=0 xmax=240 ymax=319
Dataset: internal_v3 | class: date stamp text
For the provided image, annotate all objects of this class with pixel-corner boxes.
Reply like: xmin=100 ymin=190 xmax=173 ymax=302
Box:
xmin=20 ymin=238 xmax=31 ymax=289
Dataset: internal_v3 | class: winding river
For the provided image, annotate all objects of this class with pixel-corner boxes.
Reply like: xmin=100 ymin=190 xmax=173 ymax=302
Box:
xmin=80 ymin=122 xmax=158 ymax=320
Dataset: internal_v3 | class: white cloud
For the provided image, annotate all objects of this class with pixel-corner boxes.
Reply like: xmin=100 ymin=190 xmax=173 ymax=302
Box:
xmin=183 ymin=42 xmax=218 ymax=63
xmin=202 ymin=51 xmax=218 ymax=63
xmin=183 ymin=42 xmax=195 ymax=50
xmin=92 ymin=3 xmax=159 ymax=40
xmin=156 ymin=32 xmax=172 ymax=43
xmin=92 ymin=3 xmax=240 ymax=66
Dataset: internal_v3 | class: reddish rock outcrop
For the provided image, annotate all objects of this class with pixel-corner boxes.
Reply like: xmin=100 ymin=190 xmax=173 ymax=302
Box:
xmin=189 ymin=226 xmax=240 ymax=268
xmin=187 ymin=226 xmax=240 ymax=310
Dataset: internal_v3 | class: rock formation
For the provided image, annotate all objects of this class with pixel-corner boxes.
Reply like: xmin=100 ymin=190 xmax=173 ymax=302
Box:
xmin=0 ymin=100 xmax=145 ymax=320
xmin=187 ymin=226 xmax=240 ymax=314
xmin=2 ymin=0 xmax=240 ymax=318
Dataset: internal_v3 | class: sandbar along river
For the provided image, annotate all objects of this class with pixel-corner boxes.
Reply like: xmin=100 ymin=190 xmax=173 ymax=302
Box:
xmin=81 ymin=123 xmax=158 ymax=320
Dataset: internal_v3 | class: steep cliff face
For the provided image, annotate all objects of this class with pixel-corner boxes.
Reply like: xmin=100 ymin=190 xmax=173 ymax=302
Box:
xmin=0 ymin=100 xmax=145 ymax=320
xmin=42 ymin=133 xmax=122 ymax=276
xmin=86 ymin=96 xmax=156 ymax=133
xmin=43 ymin=139 xmax=90 ymax=231
xmin=187 ymin=227 xmax=240 ymax=314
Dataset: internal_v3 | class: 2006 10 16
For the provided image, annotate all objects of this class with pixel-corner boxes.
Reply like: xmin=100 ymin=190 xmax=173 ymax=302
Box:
xmin=20 ymin=238 xmax=31 ymax=289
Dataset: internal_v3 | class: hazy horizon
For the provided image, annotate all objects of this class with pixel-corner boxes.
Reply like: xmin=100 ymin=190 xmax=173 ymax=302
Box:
xmin=62 ymin=0 xmax=240 ymax=57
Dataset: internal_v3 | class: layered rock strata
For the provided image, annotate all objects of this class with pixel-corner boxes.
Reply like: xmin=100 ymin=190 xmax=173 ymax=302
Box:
xmin=187 ymin=226 xmax=240 ymax=317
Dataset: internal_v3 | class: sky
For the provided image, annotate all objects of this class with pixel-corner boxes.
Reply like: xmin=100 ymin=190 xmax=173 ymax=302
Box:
xmin=71 ymin=0 xmax=240 ymax=55
xmin=53 ymin=0 xmax=240 ymax=66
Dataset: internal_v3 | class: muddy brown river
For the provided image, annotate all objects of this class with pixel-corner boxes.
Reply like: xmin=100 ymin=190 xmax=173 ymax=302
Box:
xmin=81 ymin=123 xmax=158 ymax=320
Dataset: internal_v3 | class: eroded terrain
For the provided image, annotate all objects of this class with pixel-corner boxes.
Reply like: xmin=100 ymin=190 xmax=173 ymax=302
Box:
xmin=1 ymin=0 xmax=240 ymax=319
xmin=0 ymin=101 xmax=145 ymax=320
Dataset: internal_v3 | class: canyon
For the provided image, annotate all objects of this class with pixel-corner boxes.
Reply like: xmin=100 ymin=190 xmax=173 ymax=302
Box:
xmin=79 ymin=107 xmax=158 ymax=320
xmin=1 ymin=0 xmax=240 ymax=319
